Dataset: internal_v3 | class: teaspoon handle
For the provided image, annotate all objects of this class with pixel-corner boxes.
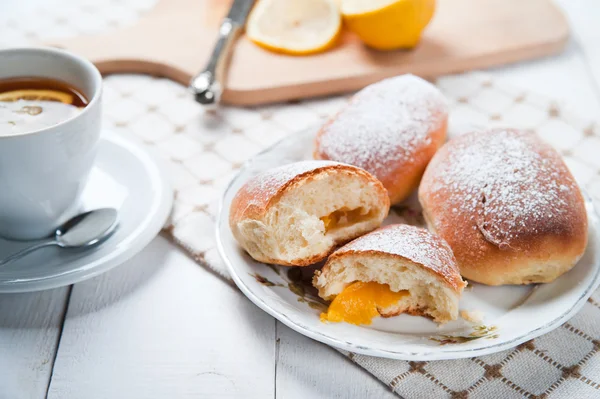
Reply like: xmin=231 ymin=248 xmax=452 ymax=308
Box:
xmin=0 ymin=239 xmax=57 ymax=267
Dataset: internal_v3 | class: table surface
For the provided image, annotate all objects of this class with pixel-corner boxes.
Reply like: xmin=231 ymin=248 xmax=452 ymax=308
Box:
xmin=1 ymin=1 xmax=600 ymax=398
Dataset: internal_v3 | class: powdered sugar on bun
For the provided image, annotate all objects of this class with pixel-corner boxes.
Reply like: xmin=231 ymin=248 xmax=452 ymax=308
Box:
xmin=240 ymin=160 xmax=341 ymax=208
xmin=314 ymin=74 xmax=448 ymax=204
xmin=424 ymin=129 xmax=584 ymax=249
xmin=419 ymin=128 xmax=588 ymax=285
xmin=336 ymin=224 xmax=465 ymax=292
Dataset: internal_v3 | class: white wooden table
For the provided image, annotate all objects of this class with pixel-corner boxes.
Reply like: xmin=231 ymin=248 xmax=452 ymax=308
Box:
xmin=1 ymin=1 xmax=600 ymax=398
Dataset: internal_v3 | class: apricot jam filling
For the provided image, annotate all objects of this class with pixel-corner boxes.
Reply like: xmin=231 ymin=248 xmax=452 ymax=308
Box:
xmin=320 ymin=208 xmax=370 ymax=231
xmin=320 ymin=281 xmax=409 ymax=325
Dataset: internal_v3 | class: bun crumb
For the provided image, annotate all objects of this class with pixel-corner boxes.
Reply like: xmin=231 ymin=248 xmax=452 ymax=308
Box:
xmin=229 ymin=161 xmax=390 ymax=266
xmin=460 ymin=309 xmax=484 ymax=324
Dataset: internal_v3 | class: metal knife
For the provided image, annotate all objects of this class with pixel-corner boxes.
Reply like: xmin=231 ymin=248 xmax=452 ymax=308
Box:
xmin=189 ymin=0 xmax=255 ymax=106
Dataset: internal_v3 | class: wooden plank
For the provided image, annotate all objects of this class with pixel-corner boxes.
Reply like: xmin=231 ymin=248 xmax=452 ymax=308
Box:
xmin=48 ymin=0 xmax=569 ymax=105
xmin=275 ymin=322 xmax=398 ymax=399
xmin=47 ymin=237 xmax=275 ymax=399
xmin=0 ymin=287 xmax=69 ymax=399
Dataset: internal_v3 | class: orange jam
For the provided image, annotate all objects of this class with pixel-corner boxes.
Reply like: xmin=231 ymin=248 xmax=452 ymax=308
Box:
xmin=320 ymin=281 xmax=409 ymax=325
xmin=320 ymin=208 xmax=367 ymax=231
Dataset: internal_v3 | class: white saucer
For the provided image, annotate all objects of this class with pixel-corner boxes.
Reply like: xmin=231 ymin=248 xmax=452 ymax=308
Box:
xmin=217 ymin=127 xmax=600 ymax=360
xmin=0 ymin=132 xmax=172 ymax=293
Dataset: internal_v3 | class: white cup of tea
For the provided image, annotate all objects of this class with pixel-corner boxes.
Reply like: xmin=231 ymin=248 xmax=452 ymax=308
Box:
xmin=0 ymin=47 xmax=102 ymax=240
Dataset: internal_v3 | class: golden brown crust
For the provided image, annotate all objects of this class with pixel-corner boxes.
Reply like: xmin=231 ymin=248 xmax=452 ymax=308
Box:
xmin=229 ymin=160 xmax=387 ymax=230
xmin=419 ymin=129 xmax=588 ymax=285
xmin=313 ymin=75 xmax=448 ymax=204
xmin=321 ymin=224 xmax=466 ymax=293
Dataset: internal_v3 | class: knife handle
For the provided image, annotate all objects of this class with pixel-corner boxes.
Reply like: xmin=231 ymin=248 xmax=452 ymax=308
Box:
xmin=190 ymin=18 xmax=242 ymax=106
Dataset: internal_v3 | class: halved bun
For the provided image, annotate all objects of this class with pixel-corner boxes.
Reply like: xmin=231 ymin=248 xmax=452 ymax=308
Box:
xmin=419 ymin=128 xmax=588 ymax=285
xmin=314 ymin=224 xmax=466 ymax=323
xmin=314 ymin=74 xmax=448 ymax=204
xmin=230 ymin=161 xmax=390 ymax=266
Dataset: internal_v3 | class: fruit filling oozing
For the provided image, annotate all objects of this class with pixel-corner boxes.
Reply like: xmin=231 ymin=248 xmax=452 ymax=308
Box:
xmin=320 ymin=208 xmax=371 ymax=232
xmin=320 ymin=281 xmax=409 ymax=325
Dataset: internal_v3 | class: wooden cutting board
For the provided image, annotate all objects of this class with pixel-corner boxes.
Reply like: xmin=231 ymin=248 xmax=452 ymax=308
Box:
xmin=49 ymin=0 xmax=568 ymax=105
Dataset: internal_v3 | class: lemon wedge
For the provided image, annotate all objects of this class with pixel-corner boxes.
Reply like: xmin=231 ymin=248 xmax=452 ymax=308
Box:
xmin=0 ymin=89 xmax=74 ymax=104
xmin=246 ymin=0 xmax=342 ymax=56
xmin=341 ymin=0 xmax=436 ymax=50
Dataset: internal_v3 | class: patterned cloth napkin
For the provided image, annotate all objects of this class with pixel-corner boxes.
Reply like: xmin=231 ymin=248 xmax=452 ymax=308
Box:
xmin=3 ymin=1 xmax=600 ymax=397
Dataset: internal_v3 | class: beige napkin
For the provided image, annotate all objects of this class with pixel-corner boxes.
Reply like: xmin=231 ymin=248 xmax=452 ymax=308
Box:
xmin=96 ymin=72 xmax=600 ymax=399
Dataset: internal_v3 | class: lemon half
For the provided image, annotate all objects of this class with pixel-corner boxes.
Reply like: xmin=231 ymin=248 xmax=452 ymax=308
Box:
xmin=246 ymin=0 xmax=342 ymax=56
xmin=341 ymin=0 xmax=436 ymax=50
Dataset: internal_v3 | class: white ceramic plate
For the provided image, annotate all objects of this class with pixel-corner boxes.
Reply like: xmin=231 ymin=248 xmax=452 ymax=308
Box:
xmin=0 ymin=131 xmax=172 ymax=293
xmin=217 ymin=127 xmax=600 ymax=360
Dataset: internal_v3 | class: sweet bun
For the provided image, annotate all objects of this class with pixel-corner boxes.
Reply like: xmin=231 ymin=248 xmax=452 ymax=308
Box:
xmin=419 ymin=128 xmax=588 ymax=286
xmin=314 ymin=74 xmax=448 ymax=204
xmin=314 ymin=224 xmax=466 ymax=324
xmin=230 ymin=160 xmax=390 ymax=266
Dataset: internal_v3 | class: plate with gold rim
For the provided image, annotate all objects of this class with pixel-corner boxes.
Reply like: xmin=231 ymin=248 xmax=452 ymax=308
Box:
xmin=216 ymin=127 xmax=600 ymax=360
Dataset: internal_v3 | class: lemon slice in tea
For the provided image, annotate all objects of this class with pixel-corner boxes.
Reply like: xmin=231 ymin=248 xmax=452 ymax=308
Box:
xmin=0 ymin=89 xmax=74 ymax=104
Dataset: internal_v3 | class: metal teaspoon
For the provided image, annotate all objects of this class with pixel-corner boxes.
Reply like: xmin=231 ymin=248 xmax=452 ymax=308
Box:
xmin=0 ymin=208 xmax=118 ymax=267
